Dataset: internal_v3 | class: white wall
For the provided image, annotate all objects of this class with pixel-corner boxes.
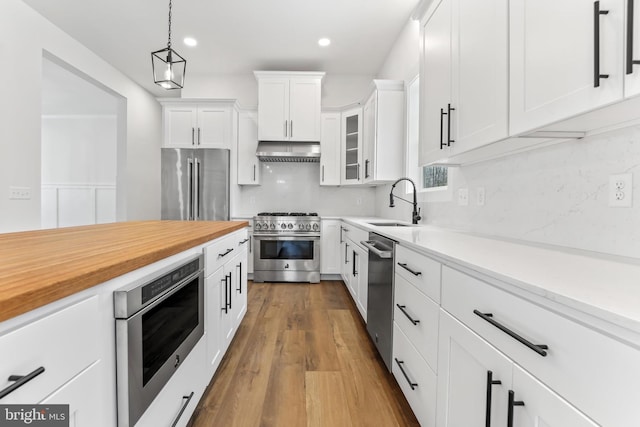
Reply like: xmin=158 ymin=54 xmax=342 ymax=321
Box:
xmin=182 ymin=72 xmax=374 ymax=108
xmin=0 ymin=0 xmax=161 ymax=232
xmin=234 ymin=163 xmax=376 ymax=217
xmin=373 ymin=17 xmax=640 ymax=259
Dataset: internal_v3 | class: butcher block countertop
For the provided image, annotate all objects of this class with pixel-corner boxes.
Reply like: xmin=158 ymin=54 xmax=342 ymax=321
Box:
xmin=0 ymin=220 xmax=248 ymax=323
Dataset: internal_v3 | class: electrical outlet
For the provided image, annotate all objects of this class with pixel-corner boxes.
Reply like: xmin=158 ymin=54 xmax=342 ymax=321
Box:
xmin=609 ymin=174 xmax=632 ymax=207
xmin=9 ymin=186 xmax=31 ymax=200
xmin=458 ymin=188 xmax=469 ymax=206
xmin=477 ymin=187 xmax=486 ymax=206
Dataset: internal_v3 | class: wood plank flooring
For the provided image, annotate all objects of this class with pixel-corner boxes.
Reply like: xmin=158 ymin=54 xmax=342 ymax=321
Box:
xmin=188 ymin=280 xmax=419 ymax=427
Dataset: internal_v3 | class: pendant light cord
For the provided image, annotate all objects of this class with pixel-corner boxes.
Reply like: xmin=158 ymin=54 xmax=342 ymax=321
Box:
xmin=167 ymin=0 xmax=172 ymax=49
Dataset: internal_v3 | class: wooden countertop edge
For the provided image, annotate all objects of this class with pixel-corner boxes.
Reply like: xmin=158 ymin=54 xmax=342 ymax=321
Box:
xmin=0 ymin=221 xmax=248 ymax=323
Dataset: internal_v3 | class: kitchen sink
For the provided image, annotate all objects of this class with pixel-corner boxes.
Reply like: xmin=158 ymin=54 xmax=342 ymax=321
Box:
xmin=367 ymin=222 xmax=413 ymax=227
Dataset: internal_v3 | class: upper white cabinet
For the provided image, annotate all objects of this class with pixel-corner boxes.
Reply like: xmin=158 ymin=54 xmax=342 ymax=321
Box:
xmin=341 ymin=107 xmax=363 ymax=185
xmin=625 ymin=0 xmax=640 ymax=97
xmin=254 ymin=71 xmax=325 ymax=142
xmin=419 ymin=0 xmax=508 ymax=166
xmin=237 ymin=109 xmax=261 ymax=185
xmin=510 ymin=0 xmax=625 ymax=135
xmin=320 ymin=112 xmax=341 ymax=186
xmin=161 ymin=101 xmax=233 ymax=149
xmin=362 ymin=80 xmax=405 ymax=184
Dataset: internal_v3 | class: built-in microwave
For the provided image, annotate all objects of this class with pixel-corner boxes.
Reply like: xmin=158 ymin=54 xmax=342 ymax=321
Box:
xmin=114 ymin=254 xmax=204 ymax=427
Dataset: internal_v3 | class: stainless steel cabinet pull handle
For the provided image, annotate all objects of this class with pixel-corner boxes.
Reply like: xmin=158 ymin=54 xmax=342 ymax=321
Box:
xmin=485 ymin=370 xmax=502 ymax=427
xmin=218 ymin=248 xmax=234 ymax=258
xmin=394 ymin=358 xmax=418 ymax=390
xmin=171 ymin=392 xmax=195 ymax=427
xmin=0 ymin=367 xmax=45 ymax=399
xmin=473 ymin=310 xmax=549 ymax=356
xmin=396 ymin=304 xmax=420 ymax=325
xmin=197 ymin=127 xmax=201 ymax=145
xmin=594 ymin=1 xmax=610 ymax=87
xmin=397 ymin=262 xmax=422 ymax=276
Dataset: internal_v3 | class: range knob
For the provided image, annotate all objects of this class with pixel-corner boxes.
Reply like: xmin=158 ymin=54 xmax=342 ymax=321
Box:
xmin=305 ymin=224 xmax=311 ymax=230
xmin=299 ymin=224 xmax=304 ymax=230
xmin=255 ymin=223 xmax=261 ymax=230
xmin=281 ymin=223 xmax=287 ymax=229
xmin=270 ymin=223 xmax=276 ymax=230
xmin=287 ymin=223 xmax=293 ymax=229
xmin=312 ymin=223 xmax=319 ymax=231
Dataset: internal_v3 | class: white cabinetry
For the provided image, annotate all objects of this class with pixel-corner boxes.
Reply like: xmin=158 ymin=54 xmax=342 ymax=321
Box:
xmin=320 ymin=113 xmax=341 ymax=186
xmin=237 ymin=110 xmax=260 ymax=185
xmin=362 ymin=80 xmax=404 ymax=184
xmin=162 ymin=101 xmax=234 ymax=149
xmin=419 ymin=0 xmax=508 ymax=166
xmin=255 ymin=71 xmax=324 ymax=142
xmin=439 ymin=265 xmax=640 ymax=427
xmin=339 ymin=223 xmax=369 ymax=321
xmin=320 ymin=219 xmax=341 ymax=274
xmin=625 ymin=0 xmax=640 ymax=97
xmin=0 ymin=296 xmax=100 ymax=406
xmin=341 ymin=107 xmax=363 ymax=185
xmin=510 ymin=0 xmax=624 ymax=135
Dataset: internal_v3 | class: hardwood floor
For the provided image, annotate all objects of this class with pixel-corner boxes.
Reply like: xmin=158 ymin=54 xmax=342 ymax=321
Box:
xmin=189 ymin=280 xmax=419 ymax=427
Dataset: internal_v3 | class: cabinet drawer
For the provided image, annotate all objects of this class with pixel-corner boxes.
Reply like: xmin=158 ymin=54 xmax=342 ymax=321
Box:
xmin=395 ymin=245 xmax=441 ymax=303
xmin=342 ymin=224 xmax=369 ymax=250
xmin=392 ymin=324 xmax=437 ymax=427
xmin=442 ymin=266 xmax=640 ymax=427
xmin=204 ymin=229 xmax=248 ymax=276
xmin=394 ymin=274 xmax=439 ymax=371
xmin=0 ymin=296 xmax=100 ymax=404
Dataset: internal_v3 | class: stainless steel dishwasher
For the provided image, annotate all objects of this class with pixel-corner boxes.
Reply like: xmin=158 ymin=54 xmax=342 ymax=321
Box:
xmin=361 ymin=232 xmax=395 ymax=371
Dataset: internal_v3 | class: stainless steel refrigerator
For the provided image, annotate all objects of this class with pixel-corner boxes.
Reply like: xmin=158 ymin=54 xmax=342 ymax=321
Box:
xmin=161 ymin=148 xmax=229 ymax=220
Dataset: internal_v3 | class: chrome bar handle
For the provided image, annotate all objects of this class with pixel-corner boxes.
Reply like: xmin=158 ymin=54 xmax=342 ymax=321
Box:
xmin=361 ymin=240 xmax=392 ymax=259
xmin=171 ymin=392 xmax=195 ymax=427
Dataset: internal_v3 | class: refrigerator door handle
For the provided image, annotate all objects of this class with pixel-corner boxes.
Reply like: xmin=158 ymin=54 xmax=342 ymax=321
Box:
xmin=194 ymin=158 xmax=201 ymax=220
xmin=187 ymin=157 xmax=194 ymax=220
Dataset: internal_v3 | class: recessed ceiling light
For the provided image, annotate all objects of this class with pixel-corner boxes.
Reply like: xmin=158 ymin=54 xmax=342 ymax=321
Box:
xmin=183 ymin=37 xmax=198 ymax=47
xmin=318 ymin=38 xmax=331 ymax=47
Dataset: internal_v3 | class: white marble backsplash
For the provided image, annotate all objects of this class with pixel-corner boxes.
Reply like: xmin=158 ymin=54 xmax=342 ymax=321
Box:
xmin=418 ymin=126 xmax=640 ymax=259
xmin=234 ymin=162 xmax=377 ymax=217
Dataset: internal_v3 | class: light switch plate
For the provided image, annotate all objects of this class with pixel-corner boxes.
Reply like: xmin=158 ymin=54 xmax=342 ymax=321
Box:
xmin=9 ymin=186 xmax=31 ymax=200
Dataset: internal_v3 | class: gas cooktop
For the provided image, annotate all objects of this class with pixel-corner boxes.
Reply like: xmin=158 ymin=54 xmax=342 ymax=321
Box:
xmin=256 ymin=212 xmax=319 ymax=217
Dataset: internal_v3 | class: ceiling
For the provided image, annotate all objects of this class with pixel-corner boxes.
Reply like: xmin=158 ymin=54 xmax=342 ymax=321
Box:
xmin=24 ymin=0 xmax=420 ymax=97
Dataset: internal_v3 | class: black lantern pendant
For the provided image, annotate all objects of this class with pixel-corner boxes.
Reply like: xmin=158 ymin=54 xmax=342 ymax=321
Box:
xmin=151 ymin=0 xmax=186 ymax=89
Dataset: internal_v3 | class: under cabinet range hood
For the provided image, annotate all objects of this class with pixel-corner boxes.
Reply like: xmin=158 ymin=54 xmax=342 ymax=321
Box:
xmin=256 ymin=141 xmax=320 ymax=162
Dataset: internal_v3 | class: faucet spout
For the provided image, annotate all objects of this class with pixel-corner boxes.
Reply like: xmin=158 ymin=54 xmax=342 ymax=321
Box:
xmin=389 ymin=177 xmax=422 ymax=225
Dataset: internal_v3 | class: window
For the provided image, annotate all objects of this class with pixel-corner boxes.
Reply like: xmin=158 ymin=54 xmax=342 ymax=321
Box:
xmin=405 ymin=76 xmax=448 ymax=193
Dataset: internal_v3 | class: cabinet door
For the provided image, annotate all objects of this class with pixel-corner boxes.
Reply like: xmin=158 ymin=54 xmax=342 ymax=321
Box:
xmin=219 ymin=263 xmax=235 ymax=354
xmin=197 ymin=105 xmax=230 ymax=148
xmin=419 ymin=0 xmax=453 ymax=166
xmin=340 ymin=240 xmax=351 ymax=291
xmin=247 ymin=233 xmax=254 ymax=274
xmin=205 ymin=267 xmax=224 ymax=375
xmin=232 ymin=250 xmax=248 ymax=326
xmin=258 ymin=78 xmax=289 ymax=141
xmin=164 ymin=105 xmax=197 ymax=148
xmin=320 ymin=219 xmax=341 ymax=273
xmin=362 ymin=92 xmax=376 ymax=182
xmin=320 ymin=113 xmax=341 ymax=186
xmin=289 ymin=78 xmax=322 ymax=141
xmin=625 ymin=0 xmax=640 ymax=97
xmin=510 ymin=365 xmax=598 ymax=427
xmin=341 ymin=108 xmax=363 ymax=184
xmin=354 ymin=244 xmax=368 ymax=321
xmin=436 ymin=311 xmax=512 ymax=427
xmin=237 ymin=110 xmax=261 ymax=185
xmin=451 ymin=0 xmax=508 ymax=153
xmin=40 ymin=361 xmax=104 ymax=427
xmin=510 ymin=0 xmax=624 ymax=135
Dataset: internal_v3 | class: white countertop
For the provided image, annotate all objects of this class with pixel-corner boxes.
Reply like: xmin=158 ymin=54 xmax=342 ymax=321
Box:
xmin=340 ymin=217 xmax=640 ymax=339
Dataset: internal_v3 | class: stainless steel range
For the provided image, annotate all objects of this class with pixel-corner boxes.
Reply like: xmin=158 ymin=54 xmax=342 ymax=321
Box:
xmin=253 ymin=212 xmax=320 ymax=283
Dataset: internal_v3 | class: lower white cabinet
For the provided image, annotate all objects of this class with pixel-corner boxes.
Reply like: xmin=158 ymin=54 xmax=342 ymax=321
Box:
xmin=40 ymin=361 xmax=105 ymax=427
xmin=437 ymin=311 xmax=599 ymax=427
xmin=320 ymin=219 xmax=341 ymax=274
xmin=339 ymin=222 xmax=370 ymax=321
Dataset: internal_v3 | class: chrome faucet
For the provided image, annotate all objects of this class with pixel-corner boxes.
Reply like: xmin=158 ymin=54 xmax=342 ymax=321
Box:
xmin=389 ymin=177 xmax=421 ymax=224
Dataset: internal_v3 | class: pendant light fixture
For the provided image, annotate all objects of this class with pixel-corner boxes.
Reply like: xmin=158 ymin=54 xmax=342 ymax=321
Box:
xmin=151 ymin=0 xmax=186 ymax=89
